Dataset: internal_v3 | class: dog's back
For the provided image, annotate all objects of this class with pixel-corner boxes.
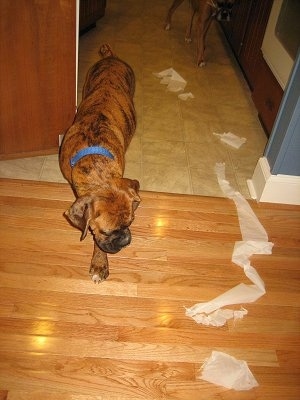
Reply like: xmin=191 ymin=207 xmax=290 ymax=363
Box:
xmin=81 ymin=46 xmax=135 ymax=101
xmin=77 ymin=45 xmax=136 ymax=142
xmin=59 ymin=44 xmax=136 ymax=184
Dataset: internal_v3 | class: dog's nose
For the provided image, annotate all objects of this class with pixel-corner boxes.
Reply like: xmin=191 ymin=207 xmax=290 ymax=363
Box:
xmin=118 ymin=229 xmax=131 ymax=247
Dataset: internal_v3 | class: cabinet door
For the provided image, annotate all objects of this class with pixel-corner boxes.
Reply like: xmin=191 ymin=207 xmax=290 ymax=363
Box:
xmin=239 ymin=0 xmax=273 ymax=89
xmin=252 ymin=55 xmax=283 ymax=135
xmin=0 ymin=0 xmax=76 ymax=159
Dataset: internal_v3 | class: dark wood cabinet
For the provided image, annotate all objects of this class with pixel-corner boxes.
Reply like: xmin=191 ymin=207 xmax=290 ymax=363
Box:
xmin=252 ymin=54 xmax=283 ymax=135
xmin=221 ymin=1 xmax=252 ymax=58
xmin=238 ymin=0 xmax=273 ymax=89
xmin=79 ymin=0 xmax=106 ymax=35
xmin=220 ymin=0 xmax=283 ymax=136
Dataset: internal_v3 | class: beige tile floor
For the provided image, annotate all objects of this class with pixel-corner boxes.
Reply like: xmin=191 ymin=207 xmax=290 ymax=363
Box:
xmin=0 ymin=0 xmax=268 ymax=198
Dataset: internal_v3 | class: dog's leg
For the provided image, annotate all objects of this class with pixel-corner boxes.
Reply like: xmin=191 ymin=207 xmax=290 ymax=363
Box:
xmin=164 ymin=0 xmax=185 ymax=30
xmin=89 ymin=243 xmax=109 ymax=283
xmin=185 ymin=8 xmax=197 ymax=43
xmin=200 ymin=16 xmax=214 ymax=66
xmin=195 ymin=5 xmax=214 ymax=67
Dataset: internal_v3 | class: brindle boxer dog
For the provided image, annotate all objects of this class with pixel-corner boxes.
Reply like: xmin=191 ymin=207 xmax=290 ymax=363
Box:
xmin=59 ymin=44 xmax=140 ymax=283
xmin=165 ymin=0 xmax=234 ymax=66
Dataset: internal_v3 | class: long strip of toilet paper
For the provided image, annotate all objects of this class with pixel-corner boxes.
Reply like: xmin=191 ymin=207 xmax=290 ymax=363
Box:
xmin=185 ymin=163 xmax=274 ymax=326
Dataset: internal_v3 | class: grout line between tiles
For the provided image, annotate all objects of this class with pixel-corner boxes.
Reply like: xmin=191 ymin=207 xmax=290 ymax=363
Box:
xmin=38 ymin=156 xmax=47 ymax=181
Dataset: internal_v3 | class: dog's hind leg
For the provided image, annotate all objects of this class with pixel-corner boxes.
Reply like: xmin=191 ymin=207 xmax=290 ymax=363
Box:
xmin=185 ymin=8 xmax=196 ymax=43
xmin=164 ymin=0 xmax=185 ymax=30
xmin=196 ymin=13 xmax=214 ymax=66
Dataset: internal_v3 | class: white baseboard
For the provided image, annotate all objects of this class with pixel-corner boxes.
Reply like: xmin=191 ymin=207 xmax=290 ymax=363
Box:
xmin=247 ymin=157 xmax=300 ymax=205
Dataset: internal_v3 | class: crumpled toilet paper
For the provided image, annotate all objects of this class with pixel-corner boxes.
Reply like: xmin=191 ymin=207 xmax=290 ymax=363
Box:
xmin=153 ymin=68 xmax=187 ymax=92
xmin=213 ymin=132 xmax=247 ymax=149
xmin=178 ymin=92 xmax=194 ymax=101
xmin=188 ymin=305 xmax=248 ymax=327
xmin=185 ymin=163 xmax=274 ymax=326
xmin=200 ymin=351 xmax=259 ymax=390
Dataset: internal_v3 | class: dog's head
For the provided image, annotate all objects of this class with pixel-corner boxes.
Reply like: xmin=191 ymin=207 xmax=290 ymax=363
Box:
xmin=65 ymin=178 xmax=140 ymax=254
xmin=216 ymin=1 xmax=235 ymax=22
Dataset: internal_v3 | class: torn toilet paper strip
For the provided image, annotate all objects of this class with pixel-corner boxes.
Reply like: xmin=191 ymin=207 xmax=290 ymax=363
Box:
xmin=153 ymin=68 xmax=187 ymax=92
xmin=214 ymin=162 xmax=269 ymax=243
xmin=185 ymin=163 xmax=274 ymax=326
xmin=178 ymin=92 xmax=194 ymax=100
xmin=189 ymin=307 xmax=248 ymax=327
xmin=200 ymin=351 xmax=259 ymax=390
xmin=213 ymin=132 xmax=247 ymax=149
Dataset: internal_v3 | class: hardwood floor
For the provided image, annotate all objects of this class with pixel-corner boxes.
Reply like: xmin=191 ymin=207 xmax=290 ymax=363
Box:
xmin=0 ymin=178 xmax=299 ymax=399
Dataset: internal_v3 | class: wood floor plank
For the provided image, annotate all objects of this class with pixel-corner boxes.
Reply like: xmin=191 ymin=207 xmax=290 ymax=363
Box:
xmin=0 ymin=333 xmax=278 ymax=366
xmin=0 ymin=178 xmax=299 ymax=399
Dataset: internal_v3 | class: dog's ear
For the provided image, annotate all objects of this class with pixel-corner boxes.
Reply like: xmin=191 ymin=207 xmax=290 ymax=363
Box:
xmin=64 ymin=196 xmax=92 ymax=241
xmin=121 ymin=178 xmax=141 ymax=211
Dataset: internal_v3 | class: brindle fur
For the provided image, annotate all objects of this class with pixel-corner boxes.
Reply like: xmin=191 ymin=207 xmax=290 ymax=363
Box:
xmin=59 ymin=44 xmax=140 ymax=283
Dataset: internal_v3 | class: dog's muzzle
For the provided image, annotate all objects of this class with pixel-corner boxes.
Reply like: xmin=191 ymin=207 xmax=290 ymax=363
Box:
xmin=97 ymin=228 xmax=132 ymax=254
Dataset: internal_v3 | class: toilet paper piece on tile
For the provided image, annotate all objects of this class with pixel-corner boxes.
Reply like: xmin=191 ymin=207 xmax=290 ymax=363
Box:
xmin=200 ymin=351 xmax=259 ymax=390
xmin=185 ymin=163 xmax=274 ymax=326
xmin=178 ymin=92 xmax=194 ymax=100
xmin=153 ymin=68 xmax=187 ymax=92
xmin=213 ymin=132 xmax=247 ymax=149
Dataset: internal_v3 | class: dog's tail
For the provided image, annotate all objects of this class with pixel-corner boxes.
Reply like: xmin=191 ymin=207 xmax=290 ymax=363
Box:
xmin=99 ymin=43 xmax=114 ymax=59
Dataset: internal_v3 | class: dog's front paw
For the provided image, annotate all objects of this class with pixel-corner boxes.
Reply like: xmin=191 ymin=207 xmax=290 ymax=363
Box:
xmin=185 ymin=37 xmax=192 ymax=43
xmin=164 ymin=22 xmax=171 ymax=30
xmin=90 ymin=244 xmax=109 ymax=283
xmin=89 ymin=264 xmax=109 ymax=283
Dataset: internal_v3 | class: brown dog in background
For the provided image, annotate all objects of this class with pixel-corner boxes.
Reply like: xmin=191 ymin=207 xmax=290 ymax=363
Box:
xmin=59 ymin=44 xmax=140 ymax=283
xmin=165 ymin=0 xmax=234 ymax=66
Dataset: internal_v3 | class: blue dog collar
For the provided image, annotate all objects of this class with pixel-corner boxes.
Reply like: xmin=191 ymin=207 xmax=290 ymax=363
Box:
xmin=70 ymin=146 xmax=114 ymax=167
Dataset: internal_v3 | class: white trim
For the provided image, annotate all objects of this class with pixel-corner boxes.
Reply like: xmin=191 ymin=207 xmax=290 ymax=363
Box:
xmin=261 ymin=0 xmax=294 ymax=90
xmin=247 ymin=157 xmax=300 ymax=205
